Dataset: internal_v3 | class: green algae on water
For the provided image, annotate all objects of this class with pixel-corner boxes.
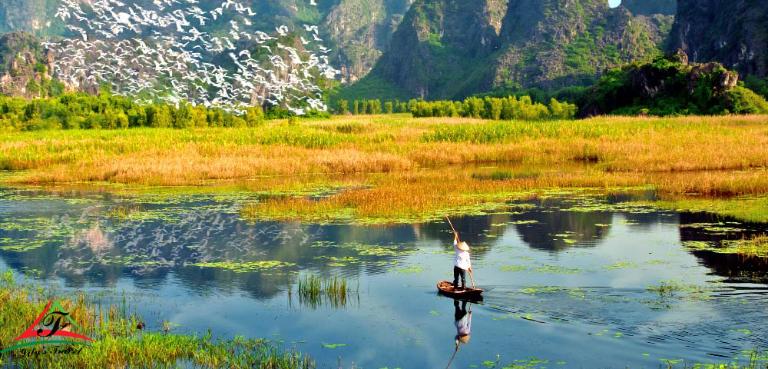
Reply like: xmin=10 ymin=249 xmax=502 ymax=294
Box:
xmin=191 ymin=260 xmax=296 ymax=273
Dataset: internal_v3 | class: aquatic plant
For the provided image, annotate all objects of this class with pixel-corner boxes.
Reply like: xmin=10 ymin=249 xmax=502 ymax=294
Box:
xmin=683 ymin=235 xmax=768 ymax=258
xmin=191 ymin=260 xmax=296 ymax=273
xmin=296 ymin=274 xmax=358 ymax=309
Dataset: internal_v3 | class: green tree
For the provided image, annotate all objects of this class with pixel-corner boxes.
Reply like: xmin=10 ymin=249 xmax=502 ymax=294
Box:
xmin=338 ymin=100 xmax=350 ymax=115
xmin=245 ymin=106 xmax=264 ymax=126
xmin=384 ymin=101 xmax=394 ymax=114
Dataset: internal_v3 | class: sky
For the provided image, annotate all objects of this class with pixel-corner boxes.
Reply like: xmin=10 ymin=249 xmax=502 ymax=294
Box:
xmin=608 ymin=0 xmax=621 ymax=8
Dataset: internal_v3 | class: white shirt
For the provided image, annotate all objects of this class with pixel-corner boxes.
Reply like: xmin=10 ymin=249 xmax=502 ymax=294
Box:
xmin=453 ymin=240 xmax=471 ymax=270
xmin=456 ymin=312 xmax=472 ymax=336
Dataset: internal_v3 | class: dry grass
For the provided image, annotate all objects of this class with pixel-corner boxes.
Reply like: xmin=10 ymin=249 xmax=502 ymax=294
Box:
xmin=2 ymin=114 xmax=768 ymax=222
xmin=243 ymin=166 xmax=768 ymax=223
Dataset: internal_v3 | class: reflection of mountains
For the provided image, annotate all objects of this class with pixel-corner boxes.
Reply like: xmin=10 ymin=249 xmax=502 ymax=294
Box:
xmin=679 ymin=212 xmax=768 ymax=283
xmin=513 ymin=208 xmax=613 ymax=252
xmin=0 ymin=201 xmax=423 ymax=299
xmin=511 ymin=197 xmax=677 ymax=252
xmin=417 ymin=213 xmax=515 ymax=257
xmin=0 ymin=192 xmax=730 ymax=300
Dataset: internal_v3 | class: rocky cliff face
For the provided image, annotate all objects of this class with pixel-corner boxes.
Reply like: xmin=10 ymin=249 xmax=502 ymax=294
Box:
xmin=368 ymin=0 xmax=508 ymax=99
xmin=325 ymin=0 xmax=413 ymax=83
xmin=493 ymin=0 xmax=673 ymax=91
xmin=353 ymin=0 xmax=675 ymax=100
xmin=0 ymin=32 xmax=56 ymax=98
xmin=0 ymin=0 xmax=46 ymax=35
xmin=669 ymin=0 xmax=768 ymax=78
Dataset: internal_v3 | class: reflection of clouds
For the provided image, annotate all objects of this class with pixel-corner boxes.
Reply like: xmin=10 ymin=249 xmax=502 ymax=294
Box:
xmin=72 ymin=223 xmax=112 ymax=254
xmin=20 ymin=200 xmax=412 ymax=296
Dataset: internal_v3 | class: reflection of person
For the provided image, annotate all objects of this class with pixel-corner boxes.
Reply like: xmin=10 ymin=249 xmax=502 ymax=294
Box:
xmin=453 ymin=233 xmax=472 ymax=290
xmin=454 ymin=299 xmax=472 ymax=347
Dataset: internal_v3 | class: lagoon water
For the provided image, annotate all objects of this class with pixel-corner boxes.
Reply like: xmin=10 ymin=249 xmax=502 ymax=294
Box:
xmin=1 ymin=188 xmax=767 ymax=368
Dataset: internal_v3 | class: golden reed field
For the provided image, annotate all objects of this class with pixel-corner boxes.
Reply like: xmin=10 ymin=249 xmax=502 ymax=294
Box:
xmin=1 ymin=114 xmax=767 ymax=222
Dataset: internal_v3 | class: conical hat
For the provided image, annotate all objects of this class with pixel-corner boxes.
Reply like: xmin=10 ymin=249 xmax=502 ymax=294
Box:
xmin=457 ymin=241 xmax=470 ymax=251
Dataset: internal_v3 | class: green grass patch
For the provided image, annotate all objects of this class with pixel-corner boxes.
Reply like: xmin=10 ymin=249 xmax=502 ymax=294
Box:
xmin=649 ymin=197 xmax=768 ymax=223
xmin=296 ymin=275 xmax=358 ymax=309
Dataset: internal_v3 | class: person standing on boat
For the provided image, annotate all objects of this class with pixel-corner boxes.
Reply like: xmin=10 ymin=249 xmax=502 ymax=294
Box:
xmin=454 ymin=299 xmax=472 ymax=347
xmin=453 ymin=233 xmax=472 ymax=290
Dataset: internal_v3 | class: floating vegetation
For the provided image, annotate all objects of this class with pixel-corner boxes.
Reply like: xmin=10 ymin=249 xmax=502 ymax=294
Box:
xmin=500 ymin=265 xmax=529 ymax=272
xmin=679 ymin=222 xmax=746 ymax=235
xmin=604 ymin=261 xmax=639 ymax=270
xmin=394 ymin=265 xmax=424 ymax=274
xmin=646 ymin=281 xmax=712 ymax=302
xmin=355 ymin=245 xmax=403 ymax=257
xmin=508 ymin=219 xmax=539 ymax=225
xmin=0 ymin=239 xmax=48 ymax=252
xmin=106 ymin=204 xmax=143 ymax=220
xmin=650 ymin=197 xmax=768 ymax=224
xmin=99 ymin=255 xmax=173 ymax=268
xmin=297 ymin=275 xmax=358 ymax=309
xmin=518 ymin=286 xmax=586 ymax=299
xmin=191 ymin=260 xmax=296 ymax=273
xmin=562 ymin=197 xmax=657 ymax=214
xmin=532 ymin=265 xmax=582 ymax=275
xmin=480 ymin=357 xmax=552 ymax=369
xmin=315 ymin=255 xmax=360 ymax=267
xmin=683 ymin=235 xmax=768 ymax=258
xmin=311 ymin=242 xmax=413 ymax=267
xmin=321 ymin=343 xmax=348 ymax=349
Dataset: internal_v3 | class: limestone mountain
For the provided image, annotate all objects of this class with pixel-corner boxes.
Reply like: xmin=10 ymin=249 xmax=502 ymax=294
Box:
xmin=345 ymin=0 xmax=676 ymax=100
xmin=669 ymin=0 xmax=768 ymax=79
xmin=0 ymin=32 xmax=60 ymax=98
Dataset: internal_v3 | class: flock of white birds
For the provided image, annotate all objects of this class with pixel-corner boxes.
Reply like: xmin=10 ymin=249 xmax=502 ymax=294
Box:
xmin=42 ymin=0 xmax=338 ymax=114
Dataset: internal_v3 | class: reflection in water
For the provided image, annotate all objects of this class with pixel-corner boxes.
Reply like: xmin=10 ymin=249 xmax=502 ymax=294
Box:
xmin=513 ymin=207 xmax=612 ymax=251
xmin=1 ymin=188 xmax=768 ymax=368
xmin=444 ymin=298 xmax=473 ymax=369
xmin=679 ymin=212 xmax=768 ymax=283
xmin=1 ymin=189 xmax=766 ymax=295
xmin=454 ymin=299 xmax=472 ymax=345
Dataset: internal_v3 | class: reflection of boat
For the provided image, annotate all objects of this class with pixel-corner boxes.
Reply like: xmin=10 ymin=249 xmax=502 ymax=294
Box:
xmin=437 ymin=281 xmax=483 ymax=300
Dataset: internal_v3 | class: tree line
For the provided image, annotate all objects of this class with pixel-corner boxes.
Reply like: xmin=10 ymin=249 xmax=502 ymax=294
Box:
xmin=0 ymin=92 xmax=269 ymax=131
xmin=0 ymin=91 xmax=577 ymax=132
xmin=336 ymin=96 xmax=577 ymax=120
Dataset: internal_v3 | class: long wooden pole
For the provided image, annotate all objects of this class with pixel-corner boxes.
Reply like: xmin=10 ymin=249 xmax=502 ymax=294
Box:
xmin=446 ymin=216 xmax=459 ymax=242
xmin=444 ymin=345 xmax=459 ymax=369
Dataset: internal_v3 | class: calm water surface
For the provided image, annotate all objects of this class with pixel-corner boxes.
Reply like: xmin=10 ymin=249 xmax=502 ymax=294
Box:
xmin=1 ymin=188 xmax=767 ymax=368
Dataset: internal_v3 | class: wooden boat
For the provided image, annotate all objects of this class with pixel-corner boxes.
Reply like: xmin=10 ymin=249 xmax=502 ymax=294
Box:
xmin=437 ymin=280 xmax=483 ymax=300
